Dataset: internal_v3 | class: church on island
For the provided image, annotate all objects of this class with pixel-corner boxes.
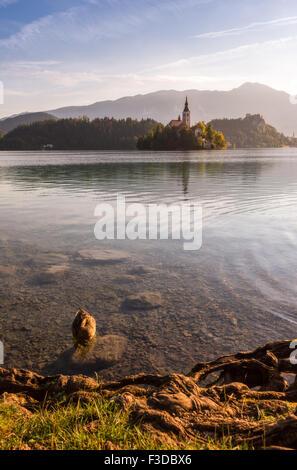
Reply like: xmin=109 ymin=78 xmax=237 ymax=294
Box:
xmin=137 ymin=96 xmax=226 ymax=150
xmin=168 ymin=97 xmax=203 ymax=138
xmin=169 ymin=96 xmax=191 ymax=129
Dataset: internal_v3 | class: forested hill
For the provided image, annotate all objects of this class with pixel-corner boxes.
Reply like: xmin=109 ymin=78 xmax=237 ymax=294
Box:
xmin=0 ymin=117 xmax=157 ymax=150
xmin=210 ymin=114 xmax=297 ymax=148
xmin=0 ymin=112 xmax=57 ymax=134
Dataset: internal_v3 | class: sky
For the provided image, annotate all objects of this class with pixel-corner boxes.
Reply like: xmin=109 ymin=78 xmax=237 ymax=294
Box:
xmin=0 ymin=0 xmax=297 ymax=117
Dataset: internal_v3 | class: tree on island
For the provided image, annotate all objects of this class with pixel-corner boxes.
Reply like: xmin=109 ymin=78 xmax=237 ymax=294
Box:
xmin=137 ymin=122 xmax=227 ymax=151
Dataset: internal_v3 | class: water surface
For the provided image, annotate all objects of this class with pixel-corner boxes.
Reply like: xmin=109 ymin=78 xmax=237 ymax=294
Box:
xmin=1 ymin=149 xmax=297 ymax=378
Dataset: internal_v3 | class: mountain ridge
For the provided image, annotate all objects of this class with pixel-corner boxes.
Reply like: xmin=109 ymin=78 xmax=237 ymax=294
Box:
xmin=47 ymin=82 xmax=297 ymax=136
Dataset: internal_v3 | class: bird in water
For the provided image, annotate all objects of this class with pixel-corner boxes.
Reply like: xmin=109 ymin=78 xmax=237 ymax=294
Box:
xmin=72 ymin=308 xmax=96 ymax=351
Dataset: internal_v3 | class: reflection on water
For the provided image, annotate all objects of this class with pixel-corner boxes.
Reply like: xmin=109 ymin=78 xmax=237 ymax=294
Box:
xmin=1 ymin=149 xmax=297 ymax=379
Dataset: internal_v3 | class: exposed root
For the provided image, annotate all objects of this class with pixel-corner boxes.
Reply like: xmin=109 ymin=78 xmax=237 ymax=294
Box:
xmin=1 ymin=339 xmax=297 ymax=449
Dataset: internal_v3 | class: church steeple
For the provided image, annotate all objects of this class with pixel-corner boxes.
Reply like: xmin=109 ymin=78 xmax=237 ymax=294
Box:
xmin=182 ymin=96 xmax=190 ymax=127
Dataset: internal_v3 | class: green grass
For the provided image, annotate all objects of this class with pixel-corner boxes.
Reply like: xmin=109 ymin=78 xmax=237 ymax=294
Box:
xmin=0 ymin=398 xmax=197 ymax=451
xmin=1 ymin=395 xmax=289 ymax=450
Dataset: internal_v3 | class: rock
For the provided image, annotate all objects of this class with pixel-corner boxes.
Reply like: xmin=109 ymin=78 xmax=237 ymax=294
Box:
xmin=122 ymin=292 xmax=163 ymax=310
xmin=32 ymin=264 xmax=69 ymax=285
xmin=33 ymin=253 xmax=69 ymax=266
xmin=72 ymin=308 xmax=96 ymax=347
xmin=77 ymin=249 xmax=129 ymax=265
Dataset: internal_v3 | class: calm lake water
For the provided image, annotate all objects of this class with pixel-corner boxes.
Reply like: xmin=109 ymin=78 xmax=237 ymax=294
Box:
xmin=1 ymin=148 xmax=297 ymax=379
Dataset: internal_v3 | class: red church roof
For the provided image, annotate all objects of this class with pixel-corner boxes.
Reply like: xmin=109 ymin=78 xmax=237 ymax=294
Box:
xmin=169 ymin=119 xmax=183 ymax=128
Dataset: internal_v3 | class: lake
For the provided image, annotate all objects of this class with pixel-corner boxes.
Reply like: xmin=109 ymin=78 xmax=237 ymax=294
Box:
xmin=1 ymin=148 xmax=297 ymax=379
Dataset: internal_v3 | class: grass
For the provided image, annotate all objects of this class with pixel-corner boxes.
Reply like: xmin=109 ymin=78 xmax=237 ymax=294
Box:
xmin=1 ymin=395 xmax=292 ymax=450
xmin=0 ymin=397 xmax=197 ymax=451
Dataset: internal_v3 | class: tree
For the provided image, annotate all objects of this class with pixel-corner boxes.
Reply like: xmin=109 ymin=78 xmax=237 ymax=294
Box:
xmin=0 ymin=117 xmax=158 ymax=151
xmin=137 ymin=123 xmax=227 ymax=151
xmin=214 ymin=131 xmax=227 ymax=149
xmin=206 ymin=123 xmax=215 ymax=143
xmin=196 ymin=121 xmax=206 ymax=137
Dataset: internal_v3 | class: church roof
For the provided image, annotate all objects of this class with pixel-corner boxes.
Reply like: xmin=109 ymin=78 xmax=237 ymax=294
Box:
xmin=169 ymin=119 xmax=183 ymax=128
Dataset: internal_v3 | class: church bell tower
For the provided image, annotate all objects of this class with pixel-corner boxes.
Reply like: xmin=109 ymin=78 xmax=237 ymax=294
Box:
xmin=182 ymin=96 xmax=191 ymax=127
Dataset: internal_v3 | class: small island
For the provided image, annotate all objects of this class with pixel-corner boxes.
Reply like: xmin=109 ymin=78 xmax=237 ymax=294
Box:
xmin=137 ymin=97 xmax=227 ymax=151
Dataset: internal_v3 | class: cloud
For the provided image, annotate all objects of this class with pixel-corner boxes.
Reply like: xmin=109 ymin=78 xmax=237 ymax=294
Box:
xmin=194 ymin=16 xmax=297 ymax=39
xmin=0 ymin=14 xmax=55 ymax=48
xmin=0 ymin=0 xmax=213 ymax=50
xmin=2 ymin=61 xmax=104 ymax=87
xmin=151 ymin=35 xmax=297 ymax=71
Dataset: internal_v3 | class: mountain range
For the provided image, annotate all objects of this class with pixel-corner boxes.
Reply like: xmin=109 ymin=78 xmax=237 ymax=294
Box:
xmin=1 ymin=83 xmax=296 ymax=136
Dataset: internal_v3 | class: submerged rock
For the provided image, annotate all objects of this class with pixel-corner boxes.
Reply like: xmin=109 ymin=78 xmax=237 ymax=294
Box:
xmin=71 ymin=334 xmax=127 ymax=367
xmin=72 ymin=308 xmax=96 ymax=348
xmin=122 ymin=292 xmax=163 ymax=310
xmin=32 ymin=264 xmax=69 ymax=285
xmin=32 ymin=253 xmax=69 ymax=267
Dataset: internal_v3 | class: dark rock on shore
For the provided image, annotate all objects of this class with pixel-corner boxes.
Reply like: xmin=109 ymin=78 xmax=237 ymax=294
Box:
xmin=122 ymin=292 xmax=163 ymax=310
